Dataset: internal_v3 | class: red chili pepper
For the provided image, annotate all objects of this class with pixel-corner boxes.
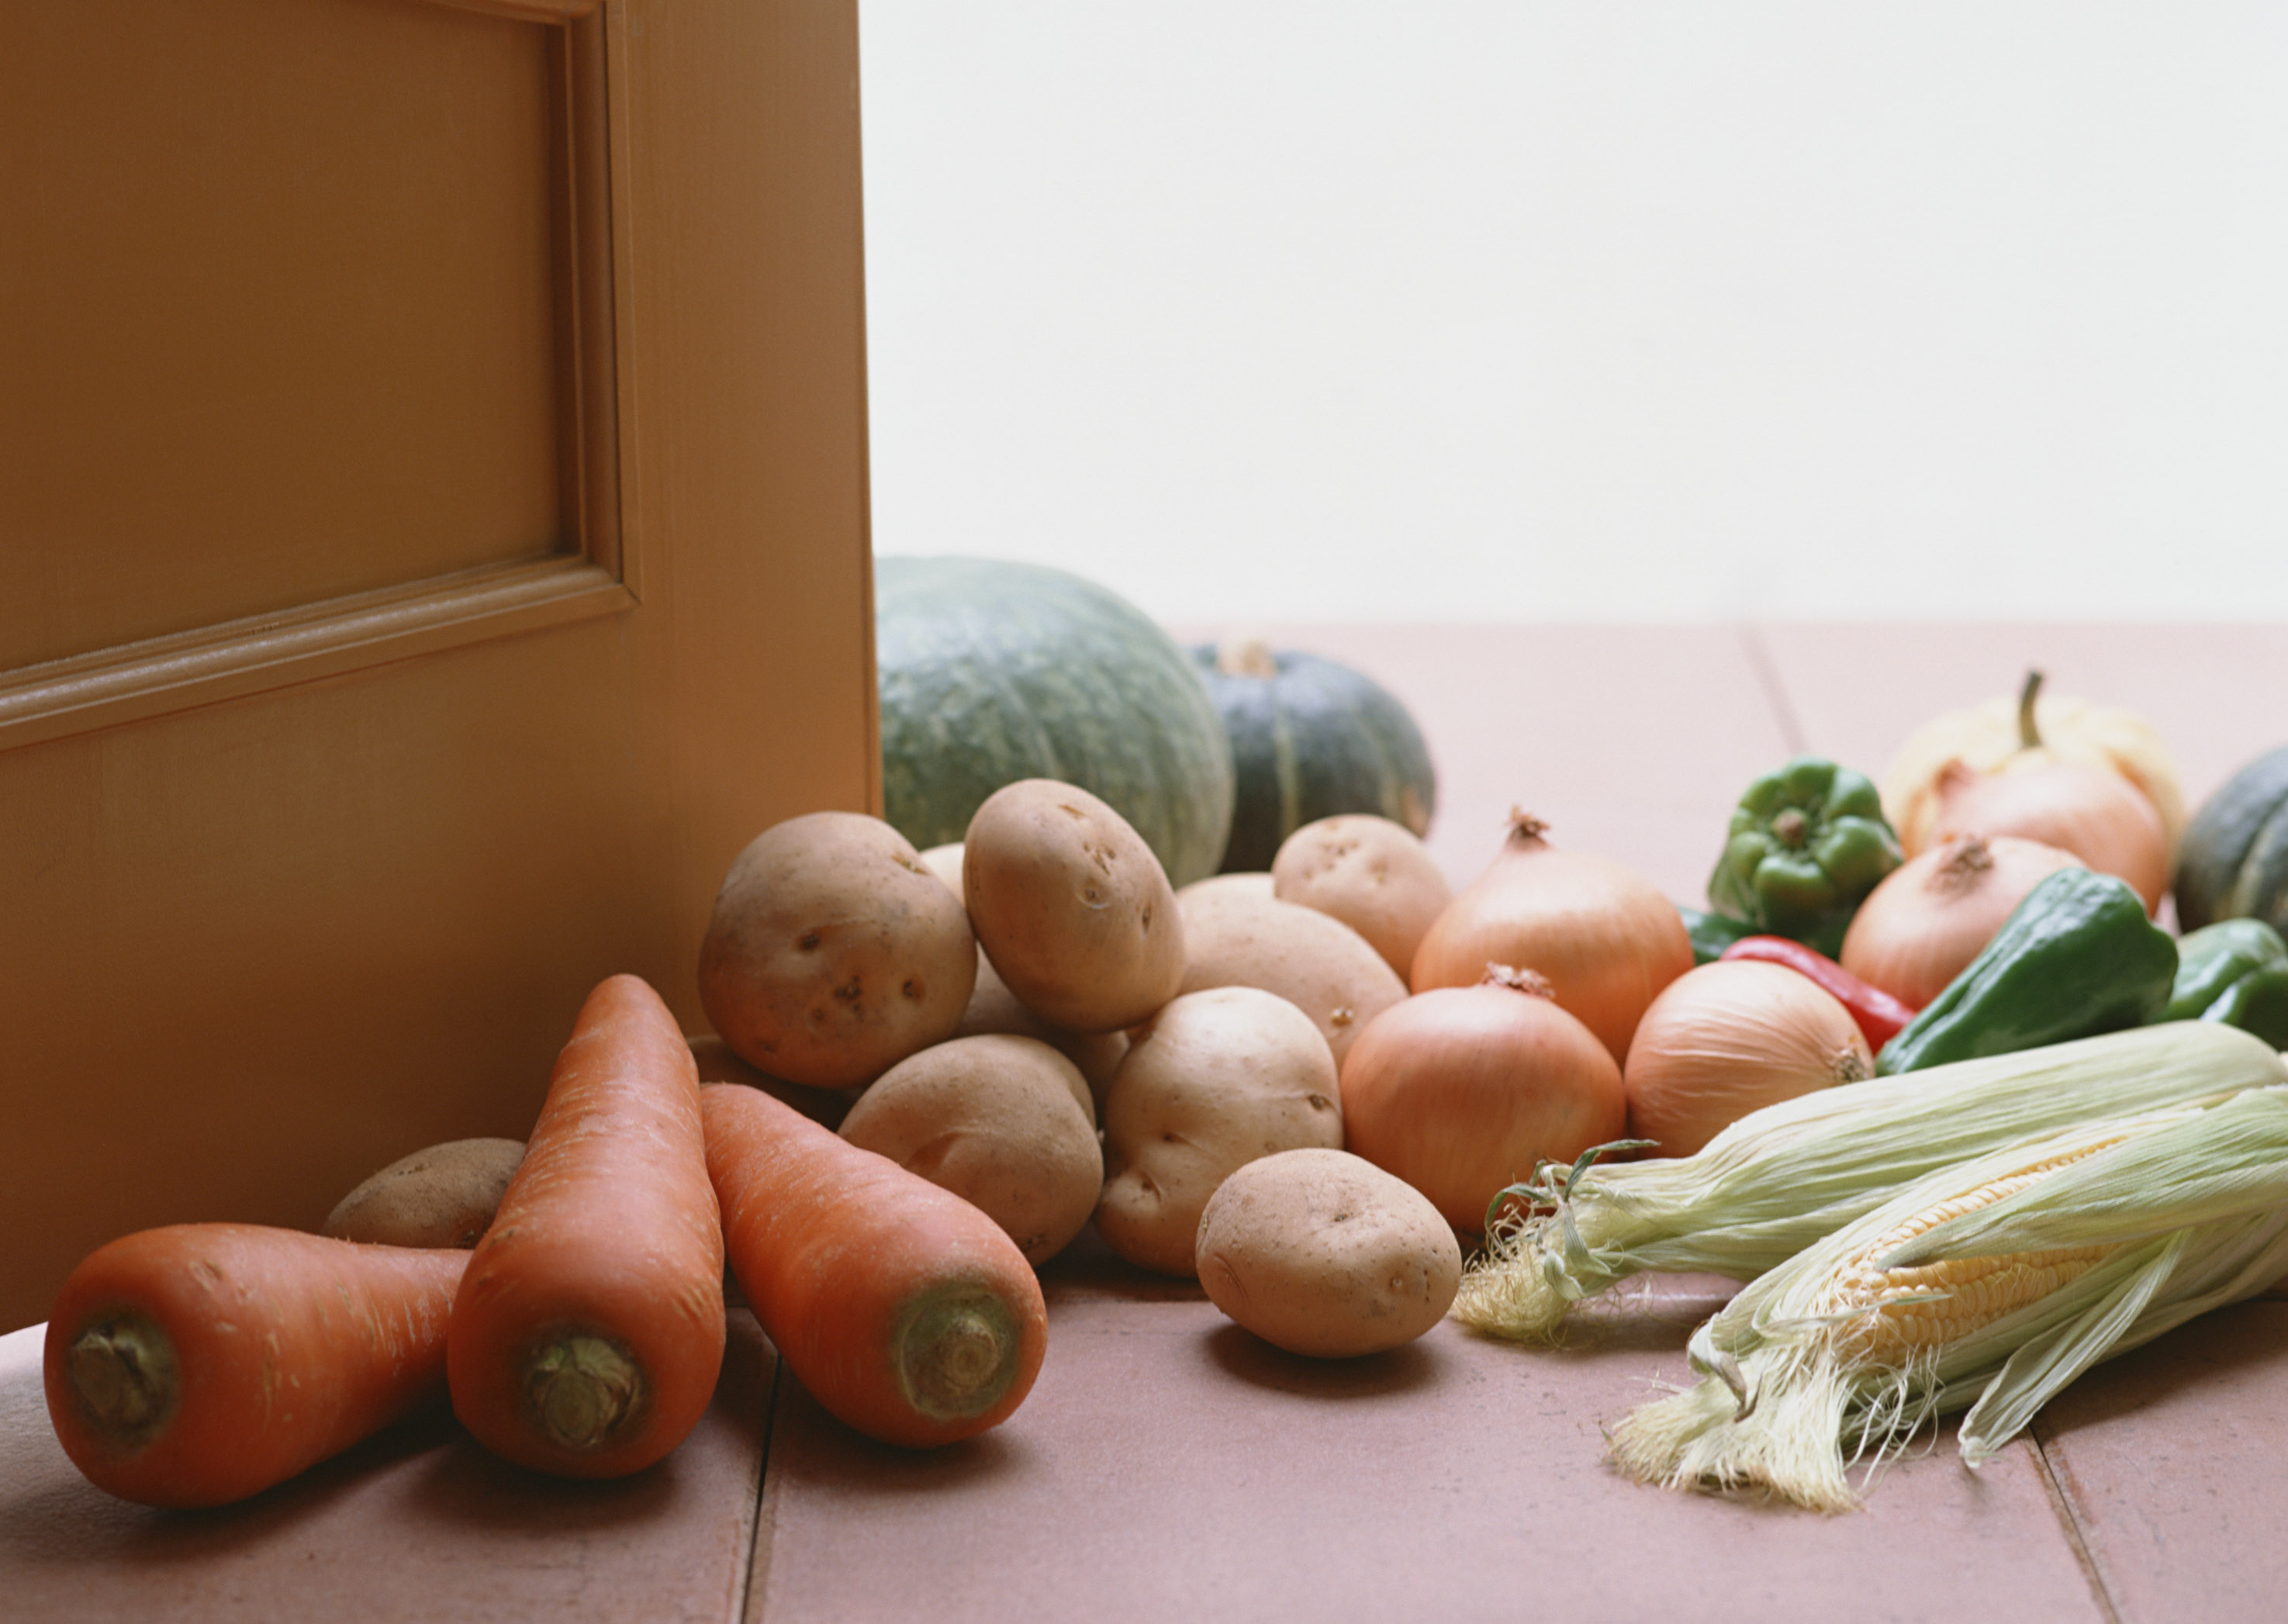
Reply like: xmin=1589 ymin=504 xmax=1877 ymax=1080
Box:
xmin=1719 ymin=935 xmax=1919 ymax=1050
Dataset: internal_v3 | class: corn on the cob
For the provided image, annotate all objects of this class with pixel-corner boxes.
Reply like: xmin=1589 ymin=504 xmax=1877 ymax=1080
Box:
xmin=1608 ymin=1086 xmax=2288 ymax=1511
xmin=1453 ymin=1022 xmax=2286 ymax=1342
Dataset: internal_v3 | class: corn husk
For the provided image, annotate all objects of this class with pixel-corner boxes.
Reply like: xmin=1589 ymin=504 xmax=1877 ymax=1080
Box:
xmin=1607 ymin=1086 xmax=2288 ymax=1511
xmin=1453 ymin=1022 xmax=2286 ymax=1342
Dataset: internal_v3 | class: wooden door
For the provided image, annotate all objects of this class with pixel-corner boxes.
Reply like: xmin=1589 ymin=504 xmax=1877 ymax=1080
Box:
xmin=0 ymin=0 xmax=877 ymax=1329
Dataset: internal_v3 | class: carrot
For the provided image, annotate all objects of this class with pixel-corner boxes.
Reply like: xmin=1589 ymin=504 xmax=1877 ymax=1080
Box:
xmin=447 ymin=973 xmax=725 ymax=1478
xmin=701 ymin=1080 xmax=1048 ymax=1449
xmin=43 ymin=1224 xmax=465 ymax=1508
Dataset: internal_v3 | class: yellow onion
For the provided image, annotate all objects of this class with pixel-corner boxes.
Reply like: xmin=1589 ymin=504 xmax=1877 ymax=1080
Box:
xmin=1839 ymin=834 xmax=2082 ymax=1008
xmin=1622 ymin=960 xmax=1872 ymax=1159
xmin=1914 ymin=672 xmax=2172 ymax=912
xmin=1884 ymin=669 xmax=2186 ymax=859
xmin=1410 ymin=811 xmax=1693 ymax=1064
xmin=1339 ymin=965 xmax=1626 ymax=1233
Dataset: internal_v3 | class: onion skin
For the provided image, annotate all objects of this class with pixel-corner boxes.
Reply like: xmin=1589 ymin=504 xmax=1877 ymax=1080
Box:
xmin=1718 ymin=936 xmax=1917 ymax=1049
xmin=1838 ymin=834 xmax=2082 ymax=1009
xmin=1338 ymin=966 xmax=1626 ymax=1234
xmin=1410 ymin=814 xmax=1693 ymax=1065
xmin=1929 ymin=757 xmax=2169 ymax=914
xmin=1622 ymin=960 xmax=1872 ymax=1159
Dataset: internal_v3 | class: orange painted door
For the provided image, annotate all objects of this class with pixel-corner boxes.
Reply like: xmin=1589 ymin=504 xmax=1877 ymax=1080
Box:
xmin=0 ymin=0 xmax=876 ymax=1329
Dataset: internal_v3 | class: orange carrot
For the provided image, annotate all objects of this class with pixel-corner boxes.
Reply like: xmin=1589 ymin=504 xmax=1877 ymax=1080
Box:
xmin=702 ymin=1081 xmax=1047 ymax=1448
xmin=448 ymin=973 xmax=725 ymax=1478
xmin=43 ymin=1224 xmax=465 ymax=1508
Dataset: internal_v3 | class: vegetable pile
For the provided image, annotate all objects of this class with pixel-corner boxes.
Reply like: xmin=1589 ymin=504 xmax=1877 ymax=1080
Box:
xmin=42 ymin=613 xmax=2288 ymax=1522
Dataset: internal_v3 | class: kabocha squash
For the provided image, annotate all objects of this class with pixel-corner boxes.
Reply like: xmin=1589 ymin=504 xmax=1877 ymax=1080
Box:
xmin=1191 ymin=639 xmax=1438 ymax=873
xmin=876 ymin=556 xmax=1235 ymax=888
xmin=2175 ymin=745 xmax=2288 ymax=937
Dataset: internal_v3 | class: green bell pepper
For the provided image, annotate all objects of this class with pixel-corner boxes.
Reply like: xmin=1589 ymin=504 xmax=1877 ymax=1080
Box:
xmin=1876 ymin=867 xmax=2179 ymax=1075
xmin=2165 ymin=918 xmax=2288 ymax=1047
xmin=1707 ymin=756 xmax=1903 ymax=955
xmin=2165 ymin=919 xmax=2288 ymax=1018
xmin=2205 ymin=967 xmax=2288 ymax=1049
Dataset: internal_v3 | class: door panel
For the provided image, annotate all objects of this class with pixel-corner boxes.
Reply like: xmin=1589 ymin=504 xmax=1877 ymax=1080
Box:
xmin=2 ymin=0 xmax=565 ymax=669
xmin=0 ymin=0 xmax=879 ymax=1330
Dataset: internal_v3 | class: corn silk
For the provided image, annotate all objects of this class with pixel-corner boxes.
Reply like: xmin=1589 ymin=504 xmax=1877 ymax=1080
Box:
xmin=1453 ymin=1022 xmax=2287 ymax=1343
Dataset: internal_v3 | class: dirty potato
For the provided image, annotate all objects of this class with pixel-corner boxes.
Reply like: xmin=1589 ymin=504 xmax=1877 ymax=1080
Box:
xmin=1095 ymin=986 xmax=1343 ymax=1277
xmin=838 ymin=1035 xmax=1103 ymax=1265
xmin=964 ymin=780 xmax=1184 ymax=1034
xmin=698 ymin=811 xmax=977 ymax=1090
xmin=1194 ymin=1148 xmax=1461 ymax=1358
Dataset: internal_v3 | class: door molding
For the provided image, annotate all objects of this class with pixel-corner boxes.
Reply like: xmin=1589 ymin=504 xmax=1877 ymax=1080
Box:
xmin=1 ymin=1 xmax=638 ymax=752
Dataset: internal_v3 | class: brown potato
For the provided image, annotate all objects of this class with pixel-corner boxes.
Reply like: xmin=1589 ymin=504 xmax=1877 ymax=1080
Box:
xmin=1174 ymin=871 xmax=1276 ymax=907
xmin=923 ymin=841 xmax=1127 ymax=1097
xmin=918 ymin=841 xmax=966 ymax=896
xmin=964 ymin=779 xmax=1184 ymax=1034
xmin=838 ymin=1035 xmax=1103 ymax=1265
xmin=1195 ymin=1148 xmax=1460 ymax=1358
xmin=956 ymin=952 xmax=1129 ymax=1111
xmin=1096 ymin=986 xmax=1343 ymax=1277
xmin=320 ymin=1137 xmax=525 ymax=1249
xmin=1177 ymin=886 xmax=1408 ymax=1066
xmin=689 ymin=1033 xmax=853 ymax=1131
xmin=1271 ymin=815 xmax=1453 ymax=984
xmin=698 ymin=810 xmax=977 ymax=1089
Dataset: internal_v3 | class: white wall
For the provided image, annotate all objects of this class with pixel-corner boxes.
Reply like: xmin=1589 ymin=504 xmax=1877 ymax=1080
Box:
xmin=859 ymin=3 xmax=2288 ymax=623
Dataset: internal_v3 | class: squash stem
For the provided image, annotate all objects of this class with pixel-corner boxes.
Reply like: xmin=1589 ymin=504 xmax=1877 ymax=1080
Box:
xmin=2017 ymin=669 xmax=2047 ymax=751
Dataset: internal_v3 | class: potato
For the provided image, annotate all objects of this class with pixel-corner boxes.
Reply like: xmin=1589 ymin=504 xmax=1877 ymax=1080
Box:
xmin=838 ymin=1035 xmax=1102 ymax=1264
xmin=321 ymin=1137 xmax=525 ymax=1249
xmin=689 ymin=1033 xmax=853 ymax=1131
xmin=1173 ymin=871 xmax=1275 ymax=907
xmin=1096 ymin=986 xmax=1343 ymax=1277
xmin=918 ymin=841 xmax=1126 ymax=1096
xmin=964 ymin=779 xmax=1184 ymax=1034
xmin=1195 ymin=1148 xmax=1461 ymax=1358
xmin=698 ymin=810 xmax=977 ymax=1089
xmin=918 ymin=841 xmax=966 ymax=896
xmin=1271 ymin=815 xmax=1453 ymax=984
xmin=1176 ymin=885 xmax=1408 ymax=1066
xmin=956 ymin=952 xmax=1129 ymax=1111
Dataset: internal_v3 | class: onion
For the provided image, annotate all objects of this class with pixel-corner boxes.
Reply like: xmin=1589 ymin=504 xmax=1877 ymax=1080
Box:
xmin=1838 ymin=834 xmax=2082 ymax=1008
xmin=1622 ymin=960 xmax=1872 ymax=1159
xmin=1338 ymin=965 xmax=1627 ymax=1233
xmin=1929 ymin=758 xmax=2169 ymax=914
xmin=1410 ymin=811 xmax=1694 ymax=1064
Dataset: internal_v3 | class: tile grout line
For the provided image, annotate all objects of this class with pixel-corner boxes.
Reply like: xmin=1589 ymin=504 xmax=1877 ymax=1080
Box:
xmin=2027 ymin=1421 xmax=2124 ymax=1624
xmin=1736 ymin=622 xmax=1809 ymax=756
xmin=734 ymin=1352 xmax=786 ymax=1624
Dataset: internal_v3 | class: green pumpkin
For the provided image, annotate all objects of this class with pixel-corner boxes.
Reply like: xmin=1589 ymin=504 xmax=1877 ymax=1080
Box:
xmin=2175 ymin=745 xmax=2288 ymax=936
xmin=1191 ymin=639 xmax=1438 ymax=874
xmin=875 ymin=556 xmax=1235 ymax=888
